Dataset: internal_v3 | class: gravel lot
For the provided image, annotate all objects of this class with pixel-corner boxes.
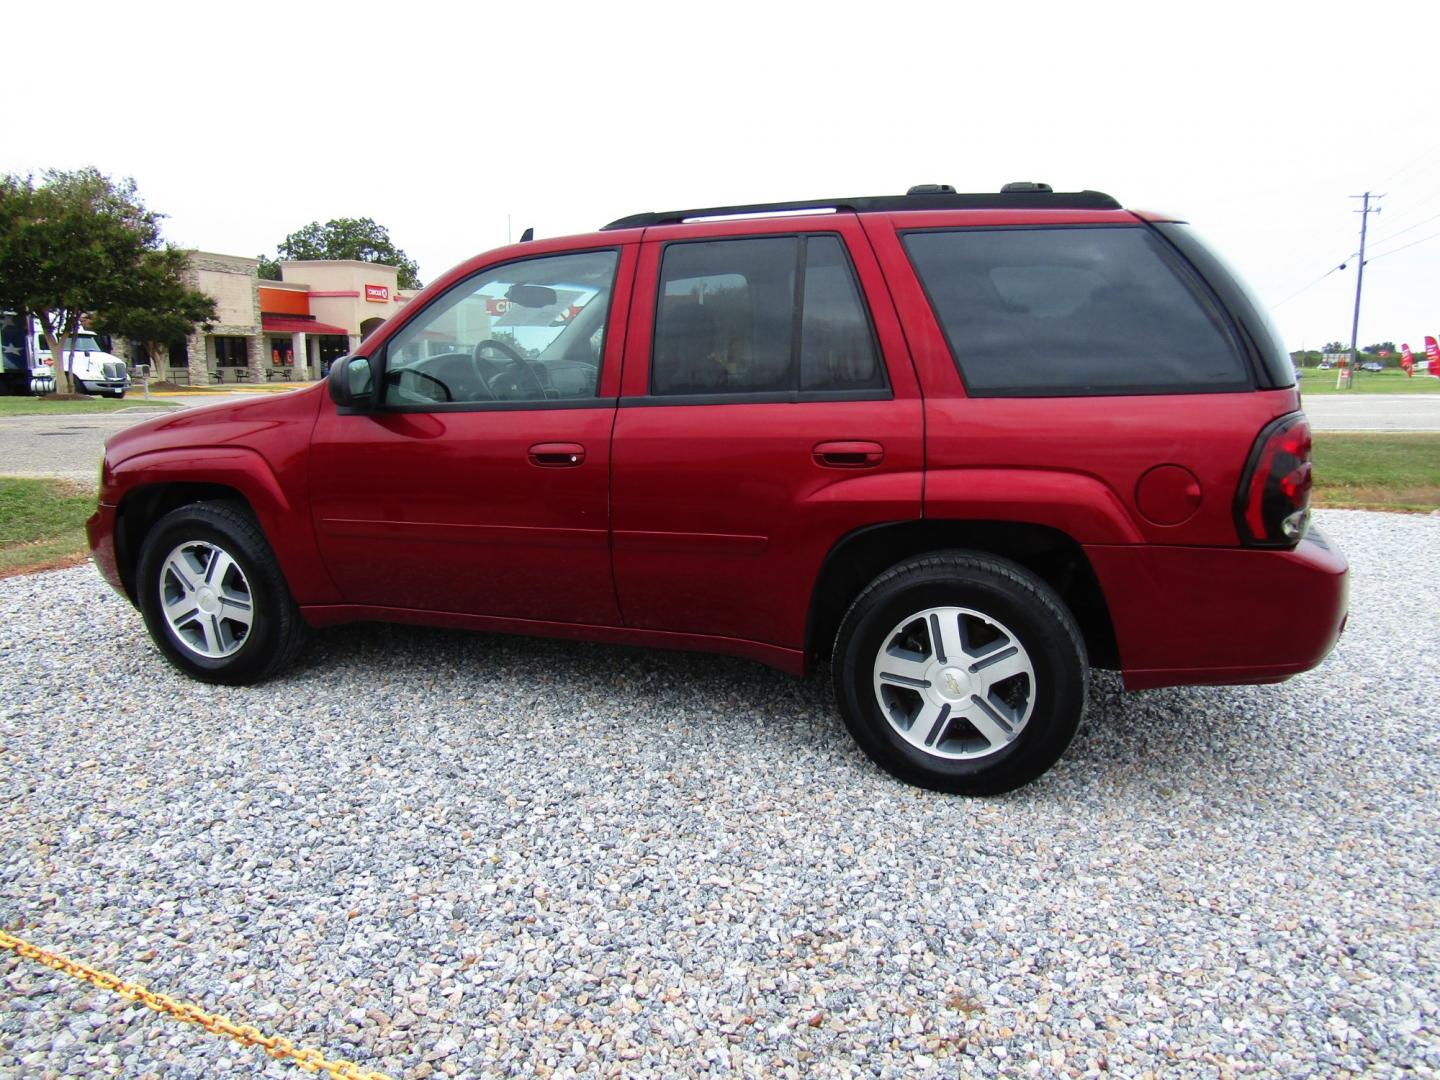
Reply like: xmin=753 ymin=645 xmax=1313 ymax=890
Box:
xmin=2 ymin=509 xmax=1436 ymax=1078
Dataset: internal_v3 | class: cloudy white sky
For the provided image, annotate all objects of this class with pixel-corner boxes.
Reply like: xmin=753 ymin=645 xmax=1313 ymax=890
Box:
xmin=5 ymin=1 xmax=1438 ymax=352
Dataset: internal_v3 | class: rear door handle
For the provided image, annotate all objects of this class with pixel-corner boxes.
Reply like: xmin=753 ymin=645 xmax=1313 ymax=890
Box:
xmin=528 ymin=442 xmax=586 ymax=467
xmin=813 ymin=440 xmax=884 ymax=468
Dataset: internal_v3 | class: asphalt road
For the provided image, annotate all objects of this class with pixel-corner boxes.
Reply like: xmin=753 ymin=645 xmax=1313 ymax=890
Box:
xmin=1298 ymin=393 xmax=1440 ymax=432
xmin=2 ymin=390 xmax=1436 ymax=488
xmin=0 ymin=393 xmax=283 ymax=483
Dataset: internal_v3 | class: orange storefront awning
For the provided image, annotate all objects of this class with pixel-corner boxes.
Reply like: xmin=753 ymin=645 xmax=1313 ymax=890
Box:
xmin=261 ymin=316 xmax=350 ymax=336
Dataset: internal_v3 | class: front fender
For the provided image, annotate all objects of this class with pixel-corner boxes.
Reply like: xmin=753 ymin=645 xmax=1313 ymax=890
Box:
xmin=108 ymin=445 xmax=340 ymax=606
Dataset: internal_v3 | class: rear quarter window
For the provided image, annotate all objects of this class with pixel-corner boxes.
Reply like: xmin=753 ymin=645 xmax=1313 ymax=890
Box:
xmin=902 ymin=226 xmax=1252 ymax=396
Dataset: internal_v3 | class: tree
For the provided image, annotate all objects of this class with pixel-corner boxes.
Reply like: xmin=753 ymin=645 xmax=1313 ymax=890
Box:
xmin=0 ymin=168 xmax=165 ymax=393
xmin=92 ymin=246 xmax=217 ymax=373
xmin=262 ymin=217 xmax=422 ymax=288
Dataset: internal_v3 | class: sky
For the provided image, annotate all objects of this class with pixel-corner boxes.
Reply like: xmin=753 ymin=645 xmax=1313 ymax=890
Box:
xmin=4 ymin=0 xmax=1438 ymax=353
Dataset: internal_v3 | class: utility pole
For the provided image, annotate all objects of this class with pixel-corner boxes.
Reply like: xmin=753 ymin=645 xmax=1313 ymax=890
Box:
xmin=1347 ymin=192 xmax=1382 ymax=388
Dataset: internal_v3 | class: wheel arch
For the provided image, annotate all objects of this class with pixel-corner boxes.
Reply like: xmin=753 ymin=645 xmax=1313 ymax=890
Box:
xmin=806 ymin=519 xmax=1120 ymax=673
xmin=114 ymin=482 xmax=256 ymax=602
xmin=107 ymin=444 xmax=338 ymax=608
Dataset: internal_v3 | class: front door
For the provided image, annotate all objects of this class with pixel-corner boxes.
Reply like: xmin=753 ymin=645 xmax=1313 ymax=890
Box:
xmin=309 ymin=245 xmax=635 ymax=625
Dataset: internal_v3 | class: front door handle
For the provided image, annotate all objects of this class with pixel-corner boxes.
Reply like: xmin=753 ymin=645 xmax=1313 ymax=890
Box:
xmin=528 ymin=442 xmax=586 ymax=467
xmin=813 ymin=440 xmax=884 ymax=469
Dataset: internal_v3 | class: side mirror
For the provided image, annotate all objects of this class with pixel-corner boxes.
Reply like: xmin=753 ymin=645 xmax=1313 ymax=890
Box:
xmin=328 ymin=355 xmax=376 ymax=410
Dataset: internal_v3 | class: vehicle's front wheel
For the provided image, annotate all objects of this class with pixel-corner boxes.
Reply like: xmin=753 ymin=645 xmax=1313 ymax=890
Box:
xmin=833 ymin=552 xmax=1087 ymax=795
xmin=135 ymin=501 xmax=308 ymax=684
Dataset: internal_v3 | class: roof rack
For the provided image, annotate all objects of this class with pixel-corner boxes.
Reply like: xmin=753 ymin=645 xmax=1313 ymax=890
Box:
xmin=600 ymin=184 xmax=1121 ymax=231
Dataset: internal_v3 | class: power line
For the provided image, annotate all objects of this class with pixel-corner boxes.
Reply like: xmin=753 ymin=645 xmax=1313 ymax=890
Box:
xmin=1365 ymin=227 xmax=1440 ymax=263
xmin=1375 ymin=141 xmax=1440 ymax=190
xmin=1359 ymin=201 xmax=1440 ymax=247
xmin=1365 ymin=208 xmax=1440 ymax=253
xmin=1270 ymin=262 xmax=1349 ymax=309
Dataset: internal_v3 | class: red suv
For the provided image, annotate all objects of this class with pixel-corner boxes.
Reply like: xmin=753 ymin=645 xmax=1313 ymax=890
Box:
xmin=87 ymin=184 xmax=1348 ymax=794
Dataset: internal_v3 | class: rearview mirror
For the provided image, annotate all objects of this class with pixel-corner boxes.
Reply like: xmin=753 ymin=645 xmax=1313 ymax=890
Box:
xmin=328 ymin=355 xmax=375 ymax=410
xmin=506 ymin=284 xmax=557 ymax=309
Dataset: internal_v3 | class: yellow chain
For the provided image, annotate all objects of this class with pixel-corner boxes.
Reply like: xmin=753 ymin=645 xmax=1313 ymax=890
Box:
xmin=0 ymin=928 xmax=394 ymax=1080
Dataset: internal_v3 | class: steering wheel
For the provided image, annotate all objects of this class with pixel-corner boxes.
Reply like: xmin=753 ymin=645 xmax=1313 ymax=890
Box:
xmin=488 ymin=359 xmax=550 ymax=399
xmin=473 ymin=338 xmax=526 ymax=364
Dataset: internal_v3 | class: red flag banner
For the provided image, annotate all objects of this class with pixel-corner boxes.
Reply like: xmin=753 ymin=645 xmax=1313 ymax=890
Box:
xmin=1401 ymin=344 xmax=1415 ymax=376
xmin=1427 ymin=337 xmax=1440 ymax=378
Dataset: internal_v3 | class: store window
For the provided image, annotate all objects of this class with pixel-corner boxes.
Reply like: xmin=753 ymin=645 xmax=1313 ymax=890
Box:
xmin=214 ymin=336 xmax=249 ymax=367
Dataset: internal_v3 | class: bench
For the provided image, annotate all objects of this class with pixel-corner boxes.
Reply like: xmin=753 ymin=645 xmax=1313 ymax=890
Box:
xmin=266 ymin=367 xmax=295 ymax=381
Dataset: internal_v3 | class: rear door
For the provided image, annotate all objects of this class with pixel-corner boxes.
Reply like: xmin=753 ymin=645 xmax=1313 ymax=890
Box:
xmin=609 ymin=216 xmax=924 ymax=650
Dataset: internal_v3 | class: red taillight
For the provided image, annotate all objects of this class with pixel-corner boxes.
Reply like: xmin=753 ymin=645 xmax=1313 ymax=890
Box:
xmin=1235 ymin=412 xmax=1312 ymax=546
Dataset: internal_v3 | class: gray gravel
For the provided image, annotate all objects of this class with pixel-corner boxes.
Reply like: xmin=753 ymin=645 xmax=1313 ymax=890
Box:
xmin=1 ymin=509 xmax=1436 ymax=1079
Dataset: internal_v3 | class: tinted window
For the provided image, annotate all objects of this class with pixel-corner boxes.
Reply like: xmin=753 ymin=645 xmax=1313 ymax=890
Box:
xmin=652 ymin=235 xmax=884 ymax=397
xmin=800 ymin=236 xmax=885 ymax=392
xmin=383 ymin=249 xmax=617 ymax=406
xmin=903 ymin=226 xmax=1250 ymax=395
xmin=1156 ymin=222 xmax=1295 ymax=388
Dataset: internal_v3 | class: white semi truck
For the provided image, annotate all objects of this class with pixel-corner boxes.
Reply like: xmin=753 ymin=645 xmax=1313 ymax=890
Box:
xmin=0 ymin=312 xmax=129 ymax=396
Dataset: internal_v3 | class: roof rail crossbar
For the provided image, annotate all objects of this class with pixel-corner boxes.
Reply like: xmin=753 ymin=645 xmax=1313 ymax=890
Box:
xmin=601 ymin=188 xmax=1120 ymax=231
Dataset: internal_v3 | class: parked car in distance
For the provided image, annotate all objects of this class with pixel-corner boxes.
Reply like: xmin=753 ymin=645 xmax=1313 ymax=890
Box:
xmin=1360 ymin=362 xmax=1385 ymax=372
xmin=87 ymin=183 xmax=1349 ymax=795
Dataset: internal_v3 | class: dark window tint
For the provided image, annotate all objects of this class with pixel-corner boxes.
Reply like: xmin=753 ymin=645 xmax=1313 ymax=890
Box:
xmin=652 ymin=235 xmax=885 ymax=397
xmin=800 ymin=236 xmax=885 ymax=392
xmin=1156 ymin=222 xmax=1295 ymax=388
xmin=903 ymin=226 xmax=1250 ymax=395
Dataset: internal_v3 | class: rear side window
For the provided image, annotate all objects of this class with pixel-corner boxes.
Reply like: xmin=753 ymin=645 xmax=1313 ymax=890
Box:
xmin=903 ymin=226 xmax=1251 ymax=396
xmin=652 ymin=234 xmax=886 ymax=398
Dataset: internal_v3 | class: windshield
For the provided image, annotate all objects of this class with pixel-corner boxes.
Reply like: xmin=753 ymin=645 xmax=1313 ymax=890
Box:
xmin=40 ymin=334 xmax=104 ymax=354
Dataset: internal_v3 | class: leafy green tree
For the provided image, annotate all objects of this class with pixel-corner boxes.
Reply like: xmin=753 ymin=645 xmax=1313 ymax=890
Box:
xmin=264 ymin=217 xmax=422 ymax=288
xmin=0 ymin=168 xmax=163 ymax=393
xmin=92 ymin=246 xmax=217 ymax=372
xmin=255 ymin=254 xmax=281 ymax=281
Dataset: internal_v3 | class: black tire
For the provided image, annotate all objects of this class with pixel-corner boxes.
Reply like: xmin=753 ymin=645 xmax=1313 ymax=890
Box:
xmin=135 ymin=500 xmax=308 ymax=685
xmin=832 ymin=551 xmax=1087 ymax=795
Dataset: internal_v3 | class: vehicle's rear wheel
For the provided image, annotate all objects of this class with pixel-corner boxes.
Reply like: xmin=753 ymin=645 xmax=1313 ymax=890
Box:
xmin=832 ymin=551 xmax=1087 ymax=795
xmin=135 ymin=501 xmax=308 ymax=684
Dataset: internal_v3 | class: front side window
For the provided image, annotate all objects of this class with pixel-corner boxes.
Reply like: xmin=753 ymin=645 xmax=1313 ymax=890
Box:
xmin=383 ymin=249 xmax=618 ymax=406
xmin=903 ymin=226 xmax=1251 ymax=396
xmin=651 ymin=234 xmax=885 ymax=397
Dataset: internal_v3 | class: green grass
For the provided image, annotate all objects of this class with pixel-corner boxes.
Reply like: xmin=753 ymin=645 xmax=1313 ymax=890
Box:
xmin=0 ymin=476 xmax=97 ymax=576
xmin=0 ymin=395 xmax=179 ymax=416
xmin=1299 ymin=369 xmax=1440 ymax=394
xmin=1312 ymin=432 xmax=1440 ymax=512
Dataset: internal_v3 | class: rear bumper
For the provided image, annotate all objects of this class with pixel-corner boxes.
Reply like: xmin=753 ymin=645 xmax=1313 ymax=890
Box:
xmin=1086 ymin=527 xmax=1349 ymax=691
